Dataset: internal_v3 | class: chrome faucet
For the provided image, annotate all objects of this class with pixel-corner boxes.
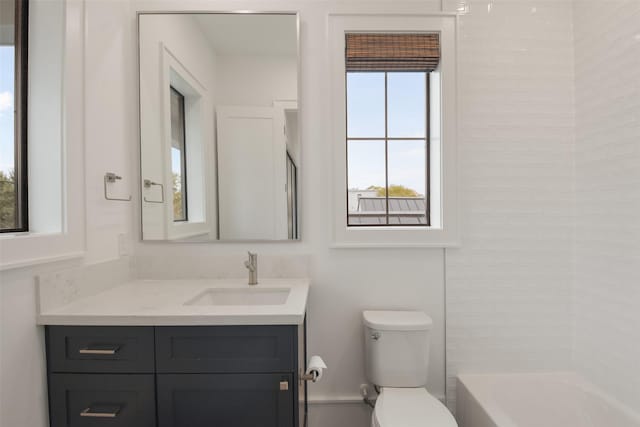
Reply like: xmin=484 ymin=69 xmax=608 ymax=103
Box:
xmin=244 ymin=252 xmax=258 ymax=285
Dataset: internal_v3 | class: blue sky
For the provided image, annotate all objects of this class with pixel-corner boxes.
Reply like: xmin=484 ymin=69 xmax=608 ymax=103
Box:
xmin=0 ymin=46 xmax=14 ymax=174
xmin=347 ymin=72 xmax=427 ymax=195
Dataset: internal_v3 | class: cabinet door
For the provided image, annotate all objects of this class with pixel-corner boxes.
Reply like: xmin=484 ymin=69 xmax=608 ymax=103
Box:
xmin=157 ymin=373 xmax=294 ymax=427
xmin=49 ymin=373 xmax=155 ymax=427
xmin=155 ymin=325 xmax=295 ymax=373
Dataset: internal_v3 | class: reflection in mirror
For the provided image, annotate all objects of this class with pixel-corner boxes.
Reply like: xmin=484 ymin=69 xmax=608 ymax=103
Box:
xmin=170 ymin=87 xmax=187 ymax=222
xmin=139 ymin=13 xmax=299 ymax=242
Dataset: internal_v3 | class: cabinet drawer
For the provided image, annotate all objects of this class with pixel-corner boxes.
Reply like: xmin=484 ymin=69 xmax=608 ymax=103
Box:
xmin=157 ymin=373 xmax=294 ymax=427
xmin=47 ymin=326 xmax=154 ymax=373
xmin=156 ymin=325 xmax=296 ymax=373
xmin=49 ymin=373 xmax=155 ymax=427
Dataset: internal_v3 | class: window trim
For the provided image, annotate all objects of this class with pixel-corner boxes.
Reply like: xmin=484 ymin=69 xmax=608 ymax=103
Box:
xmin=158 ymin=43 xmax=210 ymax=240
xmin=329 ymin=13 xmax=459 ymax=248
xmin=1 ymin=0 xmax=29 ymax=233
xmin=0 ymin=0 xmax=86 ymax=270
xmin=345 ymin=70 xmax=431 ymax=227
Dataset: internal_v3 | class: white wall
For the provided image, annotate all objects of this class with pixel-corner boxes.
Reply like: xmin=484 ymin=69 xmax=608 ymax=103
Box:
xmin=0 ymin=1 xmax=134 ymax=426
xmin=0 ymin=259 xmax=81 ymax=427
xmin=573 ymin=0 xmax=640 ymax=412
xmin=83 ymin=0 xmax=136 ymax=264
xmin=444 ymin=0 xmax=576 ymax=408
xmin=215 ymin=54 xmax=297 ymax=106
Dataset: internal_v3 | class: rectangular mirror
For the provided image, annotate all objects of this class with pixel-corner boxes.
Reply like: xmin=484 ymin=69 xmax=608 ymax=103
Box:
xmin=138 ymin=13 xmax=300 ymax=242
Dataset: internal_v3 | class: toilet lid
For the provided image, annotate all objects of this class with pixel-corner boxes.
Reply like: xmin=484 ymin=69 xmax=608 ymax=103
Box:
xmin=373 ymin=388 xmax=457 ymax=427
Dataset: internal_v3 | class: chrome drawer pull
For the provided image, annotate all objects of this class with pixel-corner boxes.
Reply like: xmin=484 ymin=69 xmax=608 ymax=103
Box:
xmin=79 ymin=346 xmax=120 ymax=355
xmin=80 ymin=407 xmax=120 ymax=418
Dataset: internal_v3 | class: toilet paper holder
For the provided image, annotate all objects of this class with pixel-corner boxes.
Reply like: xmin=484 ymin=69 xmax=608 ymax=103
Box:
xmin=300 ymin=355 xmax=327 ymax=383
xmin=300 ymin=370 xmax=321 ymax=382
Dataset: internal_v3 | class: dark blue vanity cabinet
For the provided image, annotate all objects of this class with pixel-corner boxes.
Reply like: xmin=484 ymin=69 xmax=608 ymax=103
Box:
xmin=45 ymin=323 xmax=307 ymax=427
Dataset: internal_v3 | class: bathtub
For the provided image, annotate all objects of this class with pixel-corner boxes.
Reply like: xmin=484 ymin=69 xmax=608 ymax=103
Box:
xmin=456 ymin=373 xmax=640 ymax=427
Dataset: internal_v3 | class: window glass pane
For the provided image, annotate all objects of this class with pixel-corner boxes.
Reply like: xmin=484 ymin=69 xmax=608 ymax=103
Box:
xmin=347 ymin=139 xmax=386 ymax=225
xmin=0 ymin=1 xmax=17 ymax=231
xmin=170 ymin=87 xmax=187 ymax=221
xmin=387 ymin=72 xmax=426 ymax=138
xmin=347 ymin=72 xmax=385 ymax=138
xmin=387 ymin=140 xmax=427 ymax=225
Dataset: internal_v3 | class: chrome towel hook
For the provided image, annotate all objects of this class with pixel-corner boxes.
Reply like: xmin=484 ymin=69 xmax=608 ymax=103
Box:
xmin=103 ymin=172 xmax=131 ymax=202
xmin=143 ymin=179 xmax=164 ymax=204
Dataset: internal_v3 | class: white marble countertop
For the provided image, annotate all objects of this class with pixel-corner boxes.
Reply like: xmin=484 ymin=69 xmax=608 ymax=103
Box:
xmin=37 ymin=278 xmax=309 ymax=326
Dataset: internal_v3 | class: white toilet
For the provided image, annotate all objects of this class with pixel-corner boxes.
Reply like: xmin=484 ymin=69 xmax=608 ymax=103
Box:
xmin=363 ymin=310 xmax=458 ymax=427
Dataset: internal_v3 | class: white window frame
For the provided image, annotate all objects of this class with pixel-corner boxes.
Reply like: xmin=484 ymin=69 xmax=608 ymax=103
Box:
xmin=0 ymin=0 xmax=85 ymax=270
xmin=329 ymin=13 xmax=459 ymax=248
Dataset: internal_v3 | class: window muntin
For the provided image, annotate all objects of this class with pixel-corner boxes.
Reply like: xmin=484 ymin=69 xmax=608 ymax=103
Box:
xmin=170 ymin=86 xmax=187 ymax=222
xmin=0 ymin=0 xmax=28 ymax=233
xmin=346 ymin=71 xmax=430 ymax=226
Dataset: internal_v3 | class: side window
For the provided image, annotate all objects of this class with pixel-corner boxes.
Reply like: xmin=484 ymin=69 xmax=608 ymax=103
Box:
xmin=345 ymin=33 xmax=438 ymax=228
xmin=0 ymin=0 xmax=28 ymax=232
xmin=170 ymin=87 xmax=187 ymax=222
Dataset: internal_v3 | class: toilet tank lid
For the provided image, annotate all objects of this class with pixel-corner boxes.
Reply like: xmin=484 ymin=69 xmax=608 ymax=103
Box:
xmin=363 ymin=311 xmax=433 ymax=331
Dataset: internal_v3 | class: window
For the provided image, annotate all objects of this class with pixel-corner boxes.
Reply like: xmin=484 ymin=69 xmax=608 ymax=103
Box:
xmin=330 ymin=16 xmax=458 ymax=247
xmin=170 ymin=86 xmax=187 ymax=222
xmin=345 ymin=33 xmax=438 ymax=228
xmin=0 ymin=0 xmax=28 ymax=233
xmin=347 ymin=71 xmax=430 ymax=226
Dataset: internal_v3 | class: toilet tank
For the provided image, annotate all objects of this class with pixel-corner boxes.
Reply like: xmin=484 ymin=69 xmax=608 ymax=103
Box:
xmin=363 ymin=310 xmax=433 ymax=388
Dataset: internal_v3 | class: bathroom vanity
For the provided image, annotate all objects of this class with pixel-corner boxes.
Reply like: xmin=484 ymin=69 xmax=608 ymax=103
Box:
xmin=38 ymin=278 xmax=310 ymax=427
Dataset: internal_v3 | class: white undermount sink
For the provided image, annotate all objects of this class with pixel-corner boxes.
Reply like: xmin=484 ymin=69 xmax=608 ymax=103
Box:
xmin=184 ymin=287 xmax=291 ymax=306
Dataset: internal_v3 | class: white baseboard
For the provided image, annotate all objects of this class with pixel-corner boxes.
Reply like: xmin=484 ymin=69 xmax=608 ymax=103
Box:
xmin=308 ymin=393 xmax=446 ymax=405
xmin=308 ymin=395 xmax=365 ymax=405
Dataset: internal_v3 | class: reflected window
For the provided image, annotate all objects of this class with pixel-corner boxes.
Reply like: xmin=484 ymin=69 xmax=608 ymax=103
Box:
xmin=170 ymin=87 xmax=187 ymax=221
xmin=0 ymin=0 xmax=28 ymax=232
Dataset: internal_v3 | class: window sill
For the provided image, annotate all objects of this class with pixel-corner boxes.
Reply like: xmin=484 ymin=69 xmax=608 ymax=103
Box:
xmin=330 ymin=241 xmax=460 ymax=249
xmin=0 ymin=230 xmax=58 ymax=240
xmin=0 ymin=231 xmax=85 ymax=271
xmin=0 ymin=251 xmax=84 ymax=272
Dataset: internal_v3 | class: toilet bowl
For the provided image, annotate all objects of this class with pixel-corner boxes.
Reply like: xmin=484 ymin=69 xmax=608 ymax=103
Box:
xmin=371 ymin=387 xmax=457 ymax=427
xmin=363 ymin=310 xmax=458 ymax=427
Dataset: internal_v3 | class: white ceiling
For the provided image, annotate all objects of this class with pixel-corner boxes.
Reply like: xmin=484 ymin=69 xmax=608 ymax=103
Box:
xmin=192 ymin=14 xmax=297 ymax=57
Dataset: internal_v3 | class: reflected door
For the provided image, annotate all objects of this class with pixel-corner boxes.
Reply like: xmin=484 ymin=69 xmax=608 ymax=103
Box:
xmin=216 ymin=106 xmax=287 ymax=240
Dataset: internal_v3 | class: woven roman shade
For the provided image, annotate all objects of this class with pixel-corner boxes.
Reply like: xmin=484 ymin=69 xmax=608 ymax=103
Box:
xmin=345 ymin=33 xmax=440 ymax=72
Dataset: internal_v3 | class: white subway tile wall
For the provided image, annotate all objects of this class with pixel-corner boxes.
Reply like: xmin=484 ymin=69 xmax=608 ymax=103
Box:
xmin=445 ymin=1 xmax=576 ymax=408
xmin=573 ymin=0 xmax=640 ymax=412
